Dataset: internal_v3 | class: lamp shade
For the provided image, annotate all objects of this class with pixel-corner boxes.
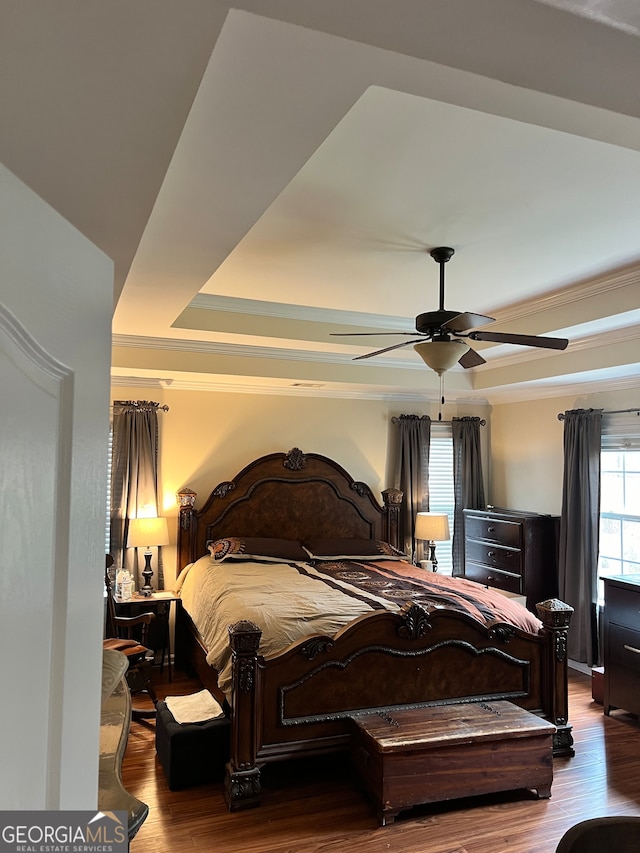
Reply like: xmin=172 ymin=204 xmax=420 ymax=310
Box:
xmin=414 ymin=340 xmax=470 ymax=375
xmin=127 ymin=516 xmax=170 ymax=549
xmin=414 ymin=512 xmax=450 ymax=542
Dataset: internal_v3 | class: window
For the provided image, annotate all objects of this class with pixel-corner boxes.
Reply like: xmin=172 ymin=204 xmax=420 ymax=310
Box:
xmin=428 ymin=422 xmax=454 ymax=575
xmin=597 ymin=412 xmax=640 ymax=602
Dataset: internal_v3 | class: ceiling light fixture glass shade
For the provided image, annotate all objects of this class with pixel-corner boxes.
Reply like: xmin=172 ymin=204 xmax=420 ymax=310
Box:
xmin=413 ymin=340 xmax=470 ymax=375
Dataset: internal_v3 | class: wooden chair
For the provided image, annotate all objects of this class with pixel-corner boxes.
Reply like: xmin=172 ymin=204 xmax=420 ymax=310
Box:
xmin=104 ymin=556 xmax=158 ymax=718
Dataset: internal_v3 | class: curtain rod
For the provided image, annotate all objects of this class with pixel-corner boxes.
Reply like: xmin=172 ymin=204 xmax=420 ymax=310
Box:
xmin=392 ymin=415 xmax=486 ymax=426
xmin=557 ymin=407 xmax=640 ymax=421
xmin=111 ymin=401 xmax=169 ymax=412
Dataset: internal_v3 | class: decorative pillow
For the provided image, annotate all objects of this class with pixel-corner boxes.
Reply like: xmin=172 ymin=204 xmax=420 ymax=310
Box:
xmin=207 ymin=537 xmax=309 ymax=563
xmin=302 ymin=538 xmax=406 ymax=561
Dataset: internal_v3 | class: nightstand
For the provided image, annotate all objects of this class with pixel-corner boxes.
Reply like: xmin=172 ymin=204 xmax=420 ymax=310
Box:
xmin=114 ymin=590 xmax=179 ymax=681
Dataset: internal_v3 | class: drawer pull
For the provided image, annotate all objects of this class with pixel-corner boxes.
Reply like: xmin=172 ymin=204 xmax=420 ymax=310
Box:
xmin=487 ymin=551 xmax=495 ymax=557
xmin=623 ymin=644 xmax=640 ymax=656
xmin=487 ymin=526 xmax=495 ymax=532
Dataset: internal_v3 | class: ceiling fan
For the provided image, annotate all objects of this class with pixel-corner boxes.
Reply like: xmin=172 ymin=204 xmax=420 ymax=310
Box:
xmin=332 ymin=247 xmax=569 ymax=375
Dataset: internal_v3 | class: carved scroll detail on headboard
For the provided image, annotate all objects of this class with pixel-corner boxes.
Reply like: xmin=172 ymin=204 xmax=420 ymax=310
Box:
xmin=214 ymin=481 xmax=236 ymax=499
xmin=283 ymin=447 xmax=306 ymax=470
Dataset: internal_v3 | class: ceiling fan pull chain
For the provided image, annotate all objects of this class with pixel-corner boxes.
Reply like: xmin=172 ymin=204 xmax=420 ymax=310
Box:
xmin=438 ymin=373 xmax=445 ymax=421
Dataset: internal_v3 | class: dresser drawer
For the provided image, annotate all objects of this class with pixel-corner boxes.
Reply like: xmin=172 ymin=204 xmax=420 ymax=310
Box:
xmin=464 ymin=516 xmax=522 ymax=548
xmin=606 ymin=622 xmax=640 ymax=673
xmin=605 ymin=583 xmax=640 ymax=629
xmin=465 ymin=539 xmax=522 ymax=574
xmin=464 ymin=562 xmax=522 ymax=595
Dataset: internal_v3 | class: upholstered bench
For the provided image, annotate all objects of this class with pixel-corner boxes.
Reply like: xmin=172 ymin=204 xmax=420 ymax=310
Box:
xmin=351 ymin=700 xmax=555 ymax=826
xmin=155 ymin=700 xmax=231 ymax=790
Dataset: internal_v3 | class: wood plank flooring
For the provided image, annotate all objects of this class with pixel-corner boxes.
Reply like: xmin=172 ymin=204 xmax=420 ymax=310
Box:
xmin=123 ymin=670 xmax=640 ymax=853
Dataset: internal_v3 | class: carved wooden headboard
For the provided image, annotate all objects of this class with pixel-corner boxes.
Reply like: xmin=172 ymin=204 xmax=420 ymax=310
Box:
xmin=176 ymin=448 xmax=402 ymax=570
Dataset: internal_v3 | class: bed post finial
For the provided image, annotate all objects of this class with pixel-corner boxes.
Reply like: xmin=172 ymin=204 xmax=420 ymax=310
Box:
xmin=176 ymin=488 xmax=197 ymax=574
xmin=283 ymin=447 xmax=306 ymax=470
xmin=536 ymin=598 xmax=574 ymax=756
xmin=177 ymin=488 xmax=197 ymax=529
xmin=382 ymin=487 xmax=403 ymax=550
xmin=225 ymin=621 xmax=262 ymax=811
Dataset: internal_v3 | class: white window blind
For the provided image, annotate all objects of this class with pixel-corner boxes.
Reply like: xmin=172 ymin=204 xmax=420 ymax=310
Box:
xmin=428 ymin=422 xmax=454 ymax=575
xmin=598 ymin=411 xmax=640 ymax=600
xmin=601 ymin=411 xmax=640 ymax=449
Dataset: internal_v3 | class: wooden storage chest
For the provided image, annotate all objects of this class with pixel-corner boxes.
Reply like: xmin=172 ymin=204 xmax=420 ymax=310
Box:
xmin=351 ymin=700 xmax=555 ymax=826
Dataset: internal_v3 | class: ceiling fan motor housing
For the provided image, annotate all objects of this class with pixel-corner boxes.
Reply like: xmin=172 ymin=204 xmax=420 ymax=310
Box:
xmin=415 ymin=310 xmax=461 ymax=334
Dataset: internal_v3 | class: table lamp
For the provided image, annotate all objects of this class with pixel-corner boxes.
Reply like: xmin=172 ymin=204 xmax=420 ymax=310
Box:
xmin=127 ymin=516 xmax=170 ymax=596
xmin=414 ymin=512 xmax=450 ymax=572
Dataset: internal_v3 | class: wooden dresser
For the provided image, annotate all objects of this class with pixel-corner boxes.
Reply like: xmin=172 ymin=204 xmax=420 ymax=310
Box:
xmin=463 ymin=508 xmax=560 ymax=610
xmin=604 ymin=574 xmax=640 ymax=716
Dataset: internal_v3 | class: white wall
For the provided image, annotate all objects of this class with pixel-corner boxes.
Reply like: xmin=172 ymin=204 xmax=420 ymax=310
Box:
xmin=490 ymin=386 xmax=640 ymax=514
xmin=1 ymin=162 xmax=112 ymax=808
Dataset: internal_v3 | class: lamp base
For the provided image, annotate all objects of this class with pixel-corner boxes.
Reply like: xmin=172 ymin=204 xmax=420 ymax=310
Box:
xmin=429 ymin=542 xmax=438 ymax=572
xmin=140 ymin=550 xmax=154 ymax=596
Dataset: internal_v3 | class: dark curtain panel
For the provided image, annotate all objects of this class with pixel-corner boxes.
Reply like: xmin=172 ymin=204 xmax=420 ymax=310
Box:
xmin=559 ymin=408 xmax=602 ymax=666
xmin=392 ymin=414 xmax=431 ymax=562
xmin=452 ymin=417 xmax=486 ymax=576
xmin=110 ymin=401 xmax=164 ymax=590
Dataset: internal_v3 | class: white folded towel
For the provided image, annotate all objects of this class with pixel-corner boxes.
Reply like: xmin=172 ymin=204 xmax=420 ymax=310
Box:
xmin=164 ymin=689 xmax=225 ymax=724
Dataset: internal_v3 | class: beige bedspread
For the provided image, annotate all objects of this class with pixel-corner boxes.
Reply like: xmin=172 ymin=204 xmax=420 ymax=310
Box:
xmin=178 ymin=555 xmax=542 ymax=696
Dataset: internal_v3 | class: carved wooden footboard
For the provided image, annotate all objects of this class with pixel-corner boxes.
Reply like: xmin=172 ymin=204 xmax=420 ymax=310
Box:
xmin=223 ymin=597 xmax=573 ymax=811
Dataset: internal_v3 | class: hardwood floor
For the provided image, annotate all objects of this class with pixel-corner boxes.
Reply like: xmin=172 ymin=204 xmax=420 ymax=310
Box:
xmin=123 ymin=669 xmax=640 ymax=853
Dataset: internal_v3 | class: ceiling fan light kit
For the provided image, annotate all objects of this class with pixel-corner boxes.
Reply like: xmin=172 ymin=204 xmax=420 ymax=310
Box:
xmin=414 ymin=340 xmax=470 ymax=375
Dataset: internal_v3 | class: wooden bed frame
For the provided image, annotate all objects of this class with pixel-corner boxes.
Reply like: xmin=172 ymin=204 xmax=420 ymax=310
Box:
xmin=175 ymin=447 xmax=574 ymax=811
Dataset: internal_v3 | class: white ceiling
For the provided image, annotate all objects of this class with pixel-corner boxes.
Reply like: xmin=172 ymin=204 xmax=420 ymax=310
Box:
xmin=2 ymin=0 xmax=640 ymax=405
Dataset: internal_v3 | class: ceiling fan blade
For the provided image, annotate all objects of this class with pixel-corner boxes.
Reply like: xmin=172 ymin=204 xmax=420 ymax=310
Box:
xmin=353 ymin=338 xmax=426 ymax=360
xmin=443 ymin=312 xmax=495 ymax=333
xmin=468 ymin=330 xmax=569 ymax=350
xmin=331 ymin=331 xmax=422 ymax=337
xmin=458 ymin=347 xmax=486 ymax=369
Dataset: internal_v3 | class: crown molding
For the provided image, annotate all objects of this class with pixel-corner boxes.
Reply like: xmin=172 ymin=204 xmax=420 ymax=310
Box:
xmin=110 ymin=365 xmax=640 ymax=405
xmin=111 ymin=333 xmax=422 ymax=369
xmin=188 ymin=262 xmax=640 ymax=329
xmin=484 ymin=369 xmax=640 ymax=404
xmin=486 ymin=261 xmax=640 ymax=323
xmin=187 ymin=294 xmax=413 ymax=331
xmin=109 ymin=372 xmax=492 ymax=405
xmin=113 ymin=316 xmax=640 ymax=374
xmin=109 ymin=373 xmax=434 ymax=401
